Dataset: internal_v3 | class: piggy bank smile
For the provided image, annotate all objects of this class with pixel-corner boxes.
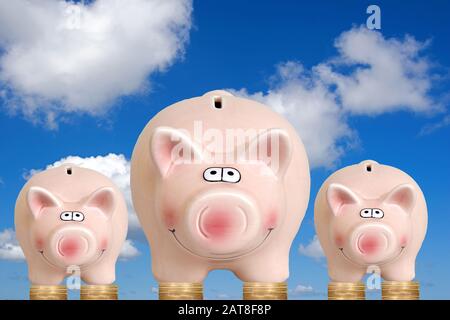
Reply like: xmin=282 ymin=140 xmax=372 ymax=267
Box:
xmin=167 ymin=187 xmax=276 ymax=260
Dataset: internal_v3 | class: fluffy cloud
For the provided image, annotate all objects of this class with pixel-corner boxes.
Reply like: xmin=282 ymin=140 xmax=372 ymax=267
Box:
xmin=234 ymin=27 xmax=437 ymax=168
xmin=0 ymin=0 xmax=192 ymax=128
xmin=298 ymin=235 xmax=324 ymax=260
xmin=119 ymin=239 xmax=140 ymax=260
xmin=0 ymin=229 xmax=25 ymax=261
xmin=420 ymin=114 xmax=450 ymax=135
xmin=292 ymin=284 xmax=314 ymax=294
xmin=316 ymin=27 xmax=436 ymax=115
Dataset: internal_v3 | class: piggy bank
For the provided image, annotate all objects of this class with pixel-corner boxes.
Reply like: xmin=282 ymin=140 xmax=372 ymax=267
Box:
xmin=15 ymin=164 xmax=128 ymax=285
xmin=130 ymin=90 xmax=310 ymax=284
xmin=314 ymin=160 xmax=427 ymax=282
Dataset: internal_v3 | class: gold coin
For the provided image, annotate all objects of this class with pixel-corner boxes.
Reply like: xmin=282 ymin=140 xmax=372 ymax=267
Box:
xmin=243 ymin=282 xmax=287 ymax=300
xmin=328 ymin=282 xmax=366 ymax=300
xmin=30 ymin=285 xmax=68 ymax=300
xmin=80 ymin=284 xmax=119 ymax=300
xmin=382 ymin=281 xmax=420 ymax=300
xmin=159 ymin=282 xmax=203 ymax=300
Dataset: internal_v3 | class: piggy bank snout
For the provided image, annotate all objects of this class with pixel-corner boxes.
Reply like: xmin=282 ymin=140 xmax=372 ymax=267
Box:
xmin=357 ymin=232 xmax=387 ymax=255
xmin=351 ymin=225 xmax=397 ymax=260
xmin=58 ymin=235 xmax=88 ymax=258
xmin=50 ymin=227 xmax=98 ymax=263
xmin=185 ymin=191 xmax=261 ymax=255
xmin=199 ymin=208 xmax=247 ymax=240
xmin=190 ymin=192 xmax=259 ymax=240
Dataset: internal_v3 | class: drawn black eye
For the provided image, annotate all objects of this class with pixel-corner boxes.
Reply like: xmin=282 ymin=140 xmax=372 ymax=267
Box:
xmin=72 ymin=211 xmax=85 ymax=222
xmin=60 ymin=211 xmax=73 ymax=221
xmin=203 ymin=168 xmax=222 ymax=182
xmin=372 ymin=209 xmax=384 ymax=219
xmin=360 ymin=209 xmax=372 ymax=218
xmin=222 ymin=168 xmax=241 ymax=183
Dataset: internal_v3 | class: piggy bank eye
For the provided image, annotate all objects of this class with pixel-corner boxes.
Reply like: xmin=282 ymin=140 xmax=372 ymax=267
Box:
xmin=60 ymin=211 xmax=73 ymax=221
xmin=360 ymin=208 xmax=372 ymax=218
xmin=222 ymin=168 xmax=241 ymax=183
xmin=72 ymin=211 xmax=85 ymax=222
xmin=372 ymin=209 xmax=384 ymax=219
xmin=203 ymin=167 xmax=223 ymax=182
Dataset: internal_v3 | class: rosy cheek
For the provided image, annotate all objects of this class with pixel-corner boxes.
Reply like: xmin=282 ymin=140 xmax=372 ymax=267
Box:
xmin=163 ymin=209 xmax=177 ymax=229
xmin=335 ymin=234 xmax=344 ymax=248
xmin=265 ymin=211 xmax=278 ymax=229
xmin=35 ymin=237 xmax=44 ymax=250
xmin=100 ymin=238 xmax=108 ymax=250
xmin=400 ymin=235 xmax=408 ymax=247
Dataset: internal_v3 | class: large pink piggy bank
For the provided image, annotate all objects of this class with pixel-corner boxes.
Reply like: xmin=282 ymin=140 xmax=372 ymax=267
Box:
xmin=315 ymin=160 xmax=427 ymax=282
xmin=15 ymin=164 xmax=128 ymax=285
xmin=131 ymin=90 xmax=310 ymax=283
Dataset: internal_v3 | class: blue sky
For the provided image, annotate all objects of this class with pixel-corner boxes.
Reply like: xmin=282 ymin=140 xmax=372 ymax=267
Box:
xmin=0 ymin=0 xmax=449 ymax=300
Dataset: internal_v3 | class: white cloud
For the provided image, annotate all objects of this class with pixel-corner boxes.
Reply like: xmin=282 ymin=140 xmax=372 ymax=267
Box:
xmin=420 ymin=114 xmax=450 ymax=135
xmin=292 ymin=284 xmax=314 ymax=294
xmin=25 ymin=153 xmax=142 ymax=236
xmin=119 ymin=239 xmax=140 ymax=260
xmin=0 ymin=229 xmax=25 ymax=261
xmin=0 ymin=0 xmax=192 ymax=129
xmin=298 ymin=235 xmax=324 ymax=260
xmin=233 ymin=27 xmax=438 ymax=168
xmin=316 ymin=27 xmax=436 ymax=115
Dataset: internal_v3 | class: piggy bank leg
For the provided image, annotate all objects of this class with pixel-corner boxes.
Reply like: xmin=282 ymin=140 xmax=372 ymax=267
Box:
xmin=381 ymin=259 xmax=419 ymax=300
xmin=154 ymin=254 xmax=208 ymax=300
xmin=29 ymin=263 xmax=67 ymax=300
xmin=81 ymin=262 xmax=118 ymax=300
xmin=327 ymin=259 xmax=366 ymax=300
xmin=233 ymin=252 xmax=289 ymax=300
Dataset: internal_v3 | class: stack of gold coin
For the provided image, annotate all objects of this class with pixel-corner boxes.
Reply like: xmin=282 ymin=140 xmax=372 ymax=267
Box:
xmin=159 ymin=282 xmax=203 ymax=300
xmin=382 ymin=281 xmax=419 ymax=300
xmin=30 ymin=285 xmax=68 ymax=300
xmin=80 ymin=284 xmax=119 ymax=300
xmin=243 ymin=282 xmax=287 ymax=300
xmin=328 ymin=282 xmax=366 ymax=300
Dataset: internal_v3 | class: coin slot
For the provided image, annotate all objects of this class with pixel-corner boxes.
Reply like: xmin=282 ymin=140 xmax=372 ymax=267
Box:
xmin=366 ymin=164 xmax=372 ymax=172
xmin=213 ymin=96 xmax=222 ymax=109
xmin=66 ymin=168 xmax=72 ymax=175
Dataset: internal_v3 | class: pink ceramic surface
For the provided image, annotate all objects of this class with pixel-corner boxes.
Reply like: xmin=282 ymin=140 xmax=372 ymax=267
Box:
xmin=130 ymin=90 xmax=310 ymax=283
xmin=314 ymin=160 xmax=427 ymax=282
xmin=15 ymin=164 xmax=128 ymax=285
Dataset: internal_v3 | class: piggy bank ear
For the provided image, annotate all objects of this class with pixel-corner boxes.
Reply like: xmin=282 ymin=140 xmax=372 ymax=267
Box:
xmin=27 ymin=187 xmax=62 ymax=219
xmin=247 ymin=129 xmax=292 ymax=177
xmin=383 ymin=184 xmax=416 ymax=214
xmin=150 ymin=126 xmax=203 ymax=177
xmin=84 ymin=187 xmax=116 ymax=219
xmin=326 ymin=183 xmax=360 ymax=216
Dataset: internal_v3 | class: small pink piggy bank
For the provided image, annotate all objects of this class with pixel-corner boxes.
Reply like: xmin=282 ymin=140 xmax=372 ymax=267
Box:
xmin=15 ymin=164 xmax=128 ymax=285
xmin=131 ymin=90 xmax=310 ymax=286
xmin=315 ymin=160 xmax=427 ymax=282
